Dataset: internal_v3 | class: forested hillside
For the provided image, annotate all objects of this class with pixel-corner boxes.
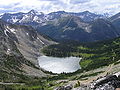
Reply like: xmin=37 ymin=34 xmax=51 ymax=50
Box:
xmin=42 ymin=37 xmax=120 ymax=71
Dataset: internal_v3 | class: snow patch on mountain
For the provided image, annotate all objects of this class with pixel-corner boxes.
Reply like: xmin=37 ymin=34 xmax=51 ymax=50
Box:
xmin=37 ymin=37 xmax=45 ymax=45
xmin=4 ymin=29 xmax=9 ymax=37
xmin=6 ymin=26 xmax=16 ymax=34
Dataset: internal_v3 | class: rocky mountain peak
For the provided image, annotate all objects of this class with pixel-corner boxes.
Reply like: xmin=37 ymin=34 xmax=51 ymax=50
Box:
xmin=82 ymin=11 xmax=91 ymax=14
xmin=28 ymin=9 xmax=44 ymax=16
xmin=28 ymin=9 xmax=38 ymax=14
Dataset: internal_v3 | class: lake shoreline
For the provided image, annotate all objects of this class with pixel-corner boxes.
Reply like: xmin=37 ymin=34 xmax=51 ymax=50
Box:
xmin=38 ymin=55 xmax=82 ymax=74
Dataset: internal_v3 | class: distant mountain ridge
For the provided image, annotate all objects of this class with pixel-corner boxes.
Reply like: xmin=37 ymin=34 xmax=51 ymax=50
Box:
xmin=1 ymin=10 xmax=120 ymax=42
xmin=0 ymin=10 xmax=46 ymax=27
xmin=37 ymin=15 xmax=119 ymax=42
xmin=0 ymin=10 xmax=105 ymax=26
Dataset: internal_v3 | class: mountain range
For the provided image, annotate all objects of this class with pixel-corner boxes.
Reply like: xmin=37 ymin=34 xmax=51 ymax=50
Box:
xmin=0 ymin=10 xmax=119 ymax=42
xmin=0 ymin=10 xmax=104 ymax=25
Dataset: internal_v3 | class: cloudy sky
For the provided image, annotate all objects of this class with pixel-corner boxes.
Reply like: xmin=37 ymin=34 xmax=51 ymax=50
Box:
xmin=0 ymin=0 xmax=120 ymax=14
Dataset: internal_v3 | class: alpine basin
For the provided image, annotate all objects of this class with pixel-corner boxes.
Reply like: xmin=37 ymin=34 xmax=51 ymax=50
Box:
xmin=38 ymin=56 xmax=81 ymax=74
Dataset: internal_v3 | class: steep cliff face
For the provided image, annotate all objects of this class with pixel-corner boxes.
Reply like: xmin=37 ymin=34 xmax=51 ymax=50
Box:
xmin=0 ymin=20 xmax=54 ymax=65
xmin=0 ymin=20 xmax=32 ymax=81
xmin=0 ymin=20 xmax=55 ymax=81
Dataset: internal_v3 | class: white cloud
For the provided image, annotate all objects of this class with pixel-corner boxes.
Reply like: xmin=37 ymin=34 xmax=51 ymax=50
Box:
xmin=0 ymin=0 xmax=119 ymax=14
